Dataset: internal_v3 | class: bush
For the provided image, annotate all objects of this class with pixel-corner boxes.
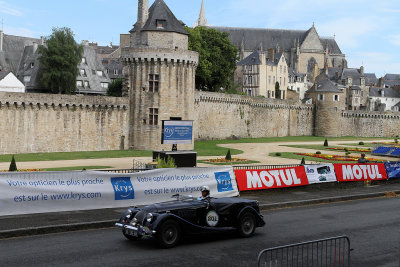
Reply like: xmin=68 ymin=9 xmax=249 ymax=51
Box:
xmin=225 ymin=149 xmax=232 ymax=161
xmin=9 ymin=155 xmax=17 ymax=172
xmin=300 ymin=157 xmax=305 ymax=165
xmin=275 ymin=152 xmax=282 ymax=156
xmin=316 ymin=151 xmax=321 ymax=154
xmin=359 ymin=142 xmax=364 ymax=145
xmin=156 ymin=156 xmax=176 ymax=168
xmin=324 ymin=138 xmax=328 ymax=147
xmin=344 ymin=148 xmax=349 ymax=152
xmin=345 ymin=152 xmax=351 ymax=156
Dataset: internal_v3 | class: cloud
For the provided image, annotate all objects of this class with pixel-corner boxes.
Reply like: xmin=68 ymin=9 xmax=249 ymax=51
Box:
xmin=0 ymin=1 xmax=23 ymax=16
xmin=351 ymin=52 xmax=400 ymax=77
xmin=390 ymin=35 xmax=400 ymax=46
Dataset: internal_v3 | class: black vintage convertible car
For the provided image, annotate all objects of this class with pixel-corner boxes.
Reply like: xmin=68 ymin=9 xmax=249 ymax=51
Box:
xmin=115 ymin=194 xmax=265 ymax=248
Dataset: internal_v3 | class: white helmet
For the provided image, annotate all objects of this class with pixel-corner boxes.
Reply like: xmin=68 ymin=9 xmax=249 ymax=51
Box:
xmin=201 ymin=186 xmax=210 ymax=192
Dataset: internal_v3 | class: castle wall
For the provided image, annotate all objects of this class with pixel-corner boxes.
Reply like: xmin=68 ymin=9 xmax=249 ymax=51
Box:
xmin=194 ymin=91 xmax=314 ymax=140
xmin=0 ymin=92 xmax=129 ymax=154
xmin=339 ymin=111 xmax=400 ymax=137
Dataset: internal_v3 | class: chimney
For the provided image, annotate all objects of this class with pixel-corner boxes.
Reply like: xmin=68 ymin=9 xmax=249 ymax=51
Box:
xmin=0 ymin=30 xmax=3 ymax=52
xmin=380 ymin=89 xmax=384 ymax=97
xmin=360 ymin=66 xmax=364 ymax=76
xmin=267 ymin=48 xmax=275 ymax=62
xmin=137 ymin=0 xmax=149 ymax=29
xmin=335 ymin=71 xmax=340 ymax=83
xmin=81 ymin=40 xmax=89 ymax=46
xmin=378 ymin=77 xmax=384 ymax=88
xmin=33 ymin=42 xmax=38 ymax=53
xmin=40 ymin=36 xmax=46 ymax=46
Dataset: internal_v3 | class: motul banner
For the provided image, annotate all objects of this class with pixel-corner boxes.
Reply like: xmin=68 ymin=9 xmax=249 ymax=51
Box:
xmin=334 ymin=163 xmax=388 ymax=182
xmin=234 ymin=166 xmax=308 ymax=191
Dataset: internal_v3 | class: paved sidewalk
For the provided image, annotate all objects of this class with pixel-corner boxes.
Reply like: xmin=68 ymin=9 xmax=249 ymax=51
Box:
xmin=1 ymin=180 xmax=399 ymax=239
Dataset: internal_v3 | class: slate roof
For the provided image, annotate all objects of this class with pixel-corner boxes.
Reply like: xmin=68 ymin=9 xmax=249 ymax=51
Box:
xmin=1 ymin=34 xmax=40 ymax=73
xmin=237 ymin=50 xmax=261 ymax=66
xmin=141 ymin=0 xmax=188 ymax=35
xmin=341 ymin=68 xmax=364 ymax=86
xmin=102 ymin=59 xmax=124 ymax=80
xmin=92 ymin=44 xmax=119 ymax=55
xmin=350 ymin=86 xmax=361 ymax=91
xmin=365 ymin=73 xmax=378 ymax=85
xmin=385 ymin=80 xmax=400 ymax=87
xmin=369 ymin=87 xmax=400 ymax=98
xmin=16 ymin=46 xmax=45 ymax=91
xmin=0 ymin=70 xmax=10 ymax=80
xmin=307 ymin=73 xmax=343 ymax=93
xmin=211 ymin=26 xmax=342 ymax=54
xmin=384 ymin=74 xmax=400 ymax=81
xmin=327 ymin=67 xmax=343 ymax=81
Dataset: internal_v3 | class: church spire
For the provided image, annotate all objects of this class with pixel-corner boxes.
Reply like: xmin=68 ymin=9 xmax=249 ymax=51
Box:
xmin=196 ymin=0 xmax=207 ymax=27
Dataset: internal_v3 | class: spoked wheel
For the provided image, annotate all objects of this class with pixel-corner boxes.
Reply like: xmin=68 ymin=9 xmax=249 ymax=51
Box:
xmin=238 ymin=212 xmax=256 ymax=237
xmin=156 ymin=220 xmax=181 ymax=248
xmin=123 ymin=229 xmax=140 ymax=241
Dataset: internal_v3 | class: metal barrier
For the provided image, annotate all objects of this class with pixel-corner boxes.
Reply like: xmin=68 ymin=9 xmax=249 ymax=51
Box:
xmin=99 ymin=169 xmax=151 ymax=173
xmin=233 ymin=164 xmax=302 ymax=170
xmin=257 ymin=236 xmax=351 ymax=267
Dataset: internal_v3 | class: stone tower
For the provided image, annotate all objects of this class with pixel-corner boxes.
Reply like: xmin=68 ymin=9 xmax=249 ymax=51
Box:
xmin=121 ymin=0 xmax=199 ymax=151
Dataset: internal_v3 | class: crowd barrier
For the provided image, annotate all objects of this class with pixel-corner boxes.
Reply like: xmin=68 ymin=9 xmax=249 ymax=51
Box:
xmin=234 ymin=163 xmax=399 ymax=191
xmin=0 ymin=167 xmax=238 ymax=216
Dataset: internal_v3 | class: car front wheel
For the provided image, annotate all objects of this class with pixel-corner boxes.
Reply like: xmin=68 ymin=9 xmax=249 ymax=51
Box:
xmin=156 ymin=220 xmax=181 ymax=248
xmin=238 ymin=212 xmax=256 ymax=237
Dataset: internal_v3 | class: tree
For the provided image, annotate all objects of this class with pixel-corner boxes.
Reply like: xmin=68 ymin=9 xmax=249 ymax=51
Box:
xmin=107 ymin=78 xmax=123 ymax=97
xmin=225 ymin=149 xmax=232 ymax=161
xmin=275 ymin=82 xmax=281 ymax=99
xmin=300 ymin=157 xmax=305 ymax=165
xmin=9 ymin=156 xmax=17 ymax=172
xmin=38 ymin=27 xmax=83 ymax=94
xmin=186 ymin=26 xmax=238 ymax=92
xmin=324 ymin=138 xmax=329 ymax=146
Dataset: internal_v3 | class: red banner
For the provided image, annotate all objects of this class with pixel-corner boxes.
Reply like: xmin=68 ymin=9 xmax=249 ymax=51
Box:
xmin=334 ymin=163 xmax=388 ymax=182
xmin=234 ymin=166 xmax=308 ymax=191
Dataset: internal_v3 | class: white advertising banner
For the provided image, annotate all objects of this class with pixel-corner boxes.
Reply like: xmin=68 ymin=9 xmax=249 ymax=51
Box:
xmin=0 ymin=167 xmax=239 ymax=216
xmin=304 ymin=164 xmax=337 ymax=184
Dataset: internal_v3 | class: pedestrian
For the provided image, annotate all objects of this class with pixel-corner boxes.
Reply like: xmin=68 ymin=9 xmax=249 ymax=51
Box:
xmin=358 ymin=153 xmax=369 ymax=163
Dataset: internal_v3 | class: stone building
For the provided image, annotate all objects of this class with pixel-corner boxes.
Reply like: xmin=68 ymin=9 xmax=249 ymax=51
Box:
xmin=121 ymin=0 xmax=198 ymax=151
xmin=288 ymin=68 xmax=309 ymax=100
xmin=368 ymin=87 xmax=400 ymax=112
xmin=305 ymin=73 xmax=345 ymax=137
xmin=236 ymin=49 xmax=288 ymax=99
xmin=0 ymin=71 xmax=25 ymax=92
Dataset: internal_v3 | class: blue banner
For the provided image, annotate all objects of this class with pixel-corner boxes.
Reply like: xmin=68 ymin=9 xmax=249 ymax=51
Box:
xmin=163 ymin=121 xmax=193 ymax=144
xmin=384 ymin=162 xmax=400 ymax=179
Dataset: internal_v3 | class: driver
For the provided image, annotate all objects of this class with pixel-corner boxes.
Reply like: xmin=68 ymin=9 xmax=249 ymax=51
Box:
xmin=198 ymin=186 xmax=210 ymax=200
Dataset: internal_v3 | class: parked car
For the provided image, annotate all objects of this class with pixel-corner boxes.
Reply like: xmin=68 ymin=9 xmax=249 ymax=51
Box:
xmin=115 ymin=194 xmax=265 ymax=248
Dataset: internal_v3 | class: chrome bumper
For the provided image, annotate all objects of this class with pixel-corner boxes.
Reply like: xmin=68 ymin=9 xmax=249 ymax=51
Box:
xmin=115 ymin=223 xmax=156 ymax=236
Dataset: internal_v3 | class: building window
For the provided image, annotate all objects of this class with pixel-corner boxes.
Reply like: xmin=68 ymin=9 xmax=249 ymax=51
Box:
xmin=284 ymin=66 xmax=286 ymax=73
xmin=106 ymin=69 xmax=109 ymax=74
xmin=30 ymin=62 xmax=34 ymax=69
xmin=334 ymin=107 xmax=338 ymax=112
xmin=318 ymin=94 xmax=324 ymax=101
xmin=284 ymin=77 xmax=286 ymax=86
xmin=82 ymin=58 xmax=87 ymax=64
xmin=272 ymin=91 xmax=275 ymax=97
xmin=297 ymin=87 xmax=300 ymax=92
xmin=97 ymin=70 xmax=104 ymax=77
xmin=149 ymin=108 xmax=159 ymax=125
xmin=101 ymin=82 xmax=108 ymax=89
xmin=80 ymin=69 xmax=86 ymax=77
xmin=268 ymin=91 xmax=271 ymax=98
xmin=24 ymin=76 xmax=31 ymax=83
xmin=282 ymin=91 xmax=285 ymax=99
xmin=114 ymin=69 xmax=118 ymax=75
xmin=248 ymin=65 xmax=253 ymax=71
xmin=84 ymin=81 xmax=90 ymax=88
xmin=280 ymin=65 xmax=282 ymax=74
xmin=333 ymin=95 xmax=340 ymax=101
xmin=268 ymin=76 xmax=271 ymax=84
xmin=149 ymin=74 xmax=159 ymax=92
xmin=77 ymin=80 xmax=83 ymax=87
xmin=273 ymin=76 xmax=275 ymax=84
xmin=280 ymin=77 xmax=282 ymax=85
xmin=248 ymin=75 xmax=253 ymax=85
xmin=271 ymin=66 xmax=273 ymax=71
xmin=156 ymin=20 xmax=166 ymax=29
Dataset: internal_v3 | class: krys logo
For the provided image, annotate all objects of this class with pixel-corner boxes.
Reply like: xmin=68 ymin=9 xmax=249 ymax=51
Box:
xmin=214 ymin=172 xmax=234 ymax=192
xmin=111 ymin=177 xmax=135 ymax=200
xmin=164 ymin=127 xmax=174 ymax=138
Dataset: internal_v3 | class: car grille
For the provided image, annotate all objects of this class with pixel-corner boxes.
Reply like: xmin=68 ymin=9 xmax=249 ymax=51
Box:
xmin=134 ymin=210 xmax=147 ymax=225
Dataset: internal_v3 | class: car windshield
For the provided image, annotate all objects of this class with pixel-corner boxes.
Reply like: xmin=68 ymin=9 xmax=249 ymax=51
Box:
xmin=171 ymin=194 xmax=195 ymax=201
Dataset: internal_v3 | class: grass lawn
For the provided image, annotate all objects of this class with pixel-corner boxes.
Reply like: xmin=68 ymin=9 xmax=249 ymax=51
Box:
xmin=43 ymin=166 xmax=113 ymax=171
xmin=0 ymin=136 xmax=388 ymax=163
xmin=197 ymin=160 xmax=260 ymax=165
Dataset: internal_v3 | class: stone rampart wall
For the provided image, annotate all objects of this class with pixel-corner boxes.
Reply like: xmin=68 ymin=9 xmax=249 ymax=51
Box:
xmin=0 ymin=92 xmax=129 ymax=154
xmin=194 ymin=91 xmax=314 ymax=140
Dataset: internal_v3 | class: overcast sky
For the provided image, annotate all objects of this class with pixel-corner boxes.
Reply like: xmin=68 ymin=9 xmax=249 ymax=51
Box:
xmin=1 ymin=0 xmax=399 ymax=77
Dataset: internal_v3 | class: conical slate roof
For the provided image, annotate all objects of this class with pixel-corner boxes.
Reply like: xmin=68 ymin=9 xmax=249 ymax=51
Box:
xmin=141 ymin=0 xmax=188 ymax=35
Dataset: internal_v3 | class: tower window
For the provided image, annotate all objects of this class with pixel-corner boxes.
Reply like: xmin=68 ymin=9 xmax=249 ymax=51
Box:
xmin=149 ymin=74 xmax=159 ymax=92
xmin=156 ymin=20 xmax=166 ymax=29
xmin=149 ymin=108 xmax=159 ymax=125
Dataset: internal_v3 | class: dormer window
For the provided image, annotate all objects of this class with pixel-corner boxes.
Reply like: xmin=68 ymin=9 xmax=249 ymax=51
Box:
xmin=156 ymin=20 xmax=166 ymax=29
xmin=30 ymin=63 xmax=34 ymax=69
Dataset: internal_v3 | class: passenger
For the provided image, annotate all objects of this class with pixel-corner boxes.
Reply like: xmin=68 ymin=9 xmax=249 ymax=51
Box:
xmin=358 ymin=153 xmax=369 ymax=163
xmin=198 ymin=186 xmax=211 ymax=200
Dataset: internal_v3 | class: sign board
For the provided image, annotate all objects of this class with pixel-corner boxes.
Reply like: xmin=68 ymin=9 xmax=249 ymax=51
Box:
xmin=385 ymin=162 xmax=400 ymax=179
xmin=162 ymin=120 xmax=193 ymax=144
xmin=304 ymin=164 xmax=337 ymax=184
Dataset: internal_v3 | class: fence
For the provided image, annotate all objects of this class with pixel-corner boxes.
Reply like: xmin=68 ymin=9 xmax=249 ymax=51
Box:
xmin=257 ymin=236 xmax=351 ymax=267
xmin=99 ymin=169 xmax=151 ymax=173
xmin=233 ymin=164 xmax=302 ymax=170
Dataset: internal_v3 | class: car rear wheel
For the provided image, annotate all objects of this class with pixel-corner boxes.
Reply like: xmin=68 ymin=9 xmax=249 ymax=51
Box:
xmin=156 ymin=220 xmax=181 ymax=248
xmin=123 ymin=229 xmax=140 ymax=241
xmin=238 ymin=212 xmax=256 ymax=237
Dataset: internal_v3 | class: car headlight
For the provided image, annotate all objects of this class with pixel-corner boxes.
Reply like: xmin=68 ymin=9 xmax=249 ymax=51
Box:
xmin=130 ymin=217 xmax=138 ymax=226
xmin=146 ymin=213 xmax=153 ymax=223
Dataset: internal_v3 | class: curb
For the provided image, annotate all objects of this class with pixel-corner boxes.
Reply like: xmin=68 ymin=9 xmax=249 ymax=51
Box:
xmin=259 ymin=190 xmax=400 ymax=211
xmin=1 ymin=190 xmax=399 ymax=239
